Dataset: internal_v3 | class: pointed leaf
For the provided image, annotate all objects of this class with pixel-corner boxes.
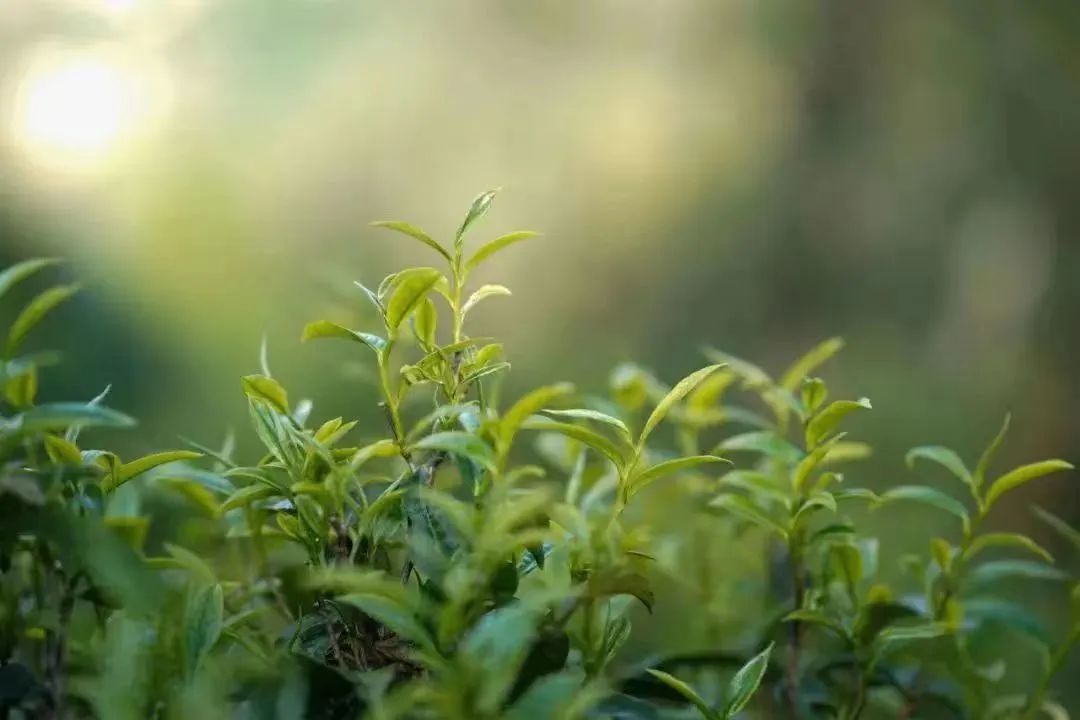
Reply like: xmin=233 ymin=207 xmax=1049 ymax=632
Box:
xmin=466 ymin=231 xmax=541 ymax=272
xmin=780 ymin=337 xmax=844 ymax=392
xmin=520 ymin=418 xmax=626 ymax=469
xmin=412 ymin=431 xmax=495 ymax=471
xmin=184 ymin=584 xmax=224 ymax=677
xmin=500 ymin=383 xmax=575 ymax=451
xmin=984 ymin=460 xmax=1073 ymax=508
xmin=709 ymin=494 xmax=788 ymax=539
xmin=644 ymin=670 xmax=714 ymax=719
xmin=0 ymin=258 xmax=62 ymax=301
xmin=875 ymin=486 xmax=970 ymax=533
xmin=5 ymin=284 xmax=81 ymax=357
xmin=628 ymin=455 xmax=730 ymax=498
xmin=456 ymin=188 xmax=499 ymax=244
xmin=103 ymin=450 xmax=204 ymax=492
xmin=338 ymin=592 xmax=435 ymax=651
xmin=241 ymin=375 xmax=289 ymax=414
xmin=384 ymin=267 xmax=443 ymax=331
xmin=973 ymin=414 xmax=1010 ymax=491
xmin=639 ymin=364 xmax=725 ymax=448
xmin=805 ymin=397 xmax=871 ymax=448
xmin=963 ymin=533 xmax=1054 ymax=564
xmin=906 ymin=446 xmax=973 ymax=490
xmin=12 ymin=403 xmax=135 ymax=434
xmin=723 ymin=643 xmax=773 ymax=718
xmin=371 ymin=220 xmax=451 ymax=261
xmin=462 ymin=284 xmax=512 ymax=316
xmin=301 ymin=320 xmax=386 ymax=352
xmin=1031 ymin=506 xmax=1080 ymax=554
xmin=540 ymin=408 xmax=631 ymax=438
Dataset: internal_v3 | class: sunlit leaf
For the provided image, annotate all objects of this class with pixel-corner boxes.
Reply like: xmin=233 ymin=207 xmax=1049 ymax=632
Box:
xmin=874 ymin=486 xmax=970 ymax=533
xmin=384 ymin=267 xmax=444 ymax=331
xmin=241 ymin=374 xmax=290 ymax=414
xmin=102 ymin=450 xmax=204 ymax=492
xmin=456 ymin=188 xmax=499 ymax=245
xmin=709 ymin=494 xmax=787 ymax=538
xmin=301 ymin=320 xmax=386 ymax=352
xmin=628 ymin=455 xmax=730 ymax=498
xmin=371 ymin=220 xmax=451 ymax=261
xmin=963 ymin=533 xmax=1054 ymax=564
xmin=465 ymin=231 xmax=541 ymax=272
xmin=780 ymin=337 xmax=844 ymax=392
xmin=0 ymin=257 xmax=62 ymax=301
xmin=984 ymin=460 xmax=1073 ymax=508
xmin=462 ymin=284 xmax=512 ymax=316
xmin=805 ymin=397 xmax=871 ymax=448
xmin=638 ymin=364 xmax=725 ymax=448
xmin=5 ymin=283 xmax=81 ymax=357
xmin=906 ymin=446 xmax=973 ymax=491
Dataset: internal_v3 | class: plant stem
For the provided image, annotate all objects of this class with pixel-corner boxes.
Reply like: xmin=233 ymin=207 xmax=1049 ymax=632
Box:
xmin=1021 ymin=623 xmax=1079 ymax=720
xmin=786 ymin=537 xmax=805 ymax=719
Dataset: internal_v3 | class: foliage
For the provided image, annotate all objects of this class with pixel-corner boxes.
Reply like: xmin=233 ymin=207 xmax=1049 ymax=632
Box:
xmin=0 ymin=193 xmax=1076 ymax=719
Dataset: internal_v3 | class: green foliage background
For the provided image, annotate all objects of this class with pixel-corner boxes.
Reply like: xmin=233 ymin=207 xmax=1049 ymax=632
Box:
xmin=0 ymin=0 xmax=1079 ymax=714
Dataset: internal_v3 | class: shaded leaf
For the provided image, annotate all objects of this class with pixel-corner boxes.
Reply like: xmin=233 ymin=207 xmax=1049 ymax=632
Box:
xmin=644 ymin=670 xmax=714 ymax=719
xmin=723 ymin=642 xmax=773 ymax=718
xmin=5 ymin=283 xmax=81 ymax=357
xmin=412 ymin=431 xmax=495 ymax=471
xmin=0 ymin=257 xmax=62 ymax=301
xmin=906 ymin=446 xmax=973 ymax=490
xmin=780 ymin=337 xmax=844 ymax=392
xmin=184 ymin=583 xmax=224 ymax=677
xmin=875 ymin=486 xmax=970 ymax=533
xmin=963 ymin=533 xmax=1054 ymax=564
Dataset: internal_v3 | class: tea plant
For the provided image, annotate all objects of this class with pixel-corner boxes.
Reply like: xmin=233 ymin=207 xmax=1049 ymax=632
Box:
xmin=0 ymin=192 xmax=1075 ymax=719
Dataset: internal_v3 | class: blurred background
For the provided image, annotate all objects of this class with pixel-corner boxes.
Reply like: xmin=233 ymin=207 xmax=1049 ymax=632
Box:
xmin=2 ymin=0 xmax=1078 ymax=705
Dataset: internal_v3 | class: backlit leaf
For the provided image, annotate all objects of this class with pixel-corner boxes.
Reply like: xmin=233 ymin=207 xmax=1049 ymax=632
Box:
xmin=462 ymin=284 xmax=512 ymax=316
xmin=241 ymin=374 xmax=289 ymax=414
xmin=301 ymin=320 xmax=386 ymax=352
xmin=723 ymin=642 xmax=773 ymax=718
xmin=384 ymin=267 xmax=444 ymax=331
xmin=466 ymin=231 xmax=541 ymax=272
xmin=638 ymin=364 xmax=725 ymax=448
xmin=371 ymin=220 xmax=451 ymax=261
xmin=5 ymin=283 xmax=81 ymax=357
xmin=456 ymin=188 xmax=499 ymax=244
xmin=0 ymin=257 xmax=61 ymax=301
xmin=102 ymin=450 xmax=204 ymax=492
xmin=984 ymin=460 xmax=1073 ymax=508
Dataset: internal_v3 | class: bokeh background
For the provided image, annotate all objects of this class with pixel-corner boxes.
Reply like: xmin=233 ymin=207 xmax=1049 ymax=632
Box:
xmin=2 ymin=0 xmax=1078 ymax=707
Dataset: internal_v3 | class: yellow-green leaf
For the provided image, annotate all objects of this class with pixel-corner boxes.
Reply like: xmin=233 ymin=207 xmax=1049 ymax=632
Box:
xmin=384 ymin=267 xmax=443 ymax=331
xmin=984 ymin=460 xmax=1073 ymax=509
xmin=301 ymin=320 xmax=386 ymax=352
xmin=963 ymin=533 xmax=1054 ymax=564
xmin=973 ymin=414 xmax=1010 ymax=491
xmin=499 ymin=383 xmax=575 ymax=453
xmin=780 ymin=337 xmax=844 ymax=392
xmin=638 ymin=364 xmax=724 ymax=448
xmin=462 ymin=284 xmax=512 ymax=316
xmin=370 ymin=220 xmax=451 ymax=262
xmin=628 ymin=455 xmax=730 ymax=498
xmin=456 ymin=188 xmax=499 ymax=245
xmin=805 ymin=397 xmax=871 ymax=448
xmin=241 ymin=375 xmax=289 ymax=414
xmin=103 ymin=450 xmax=204 ymax=492
xmin=0 ymin=258 xmax=62 ymax=301
xmin=5 ymin=283 xmax=81 ymax=357
xmin=465 ymin=231 xmax=540 ymax=272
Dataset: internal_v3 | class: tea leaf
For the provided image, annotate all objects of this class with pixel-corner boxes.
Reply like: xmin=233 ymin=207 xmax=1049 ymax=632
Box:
xmin=1031 ymin=506 xmax=1080 ymax=554
xmin=628 ymin=455 xmax=730 ymax=498
xmin=466 ymin=231 xmax=541 ymax=272
xmin=520 ymin=418 xmax=626 ymax=469
xmin=5 ymin=283 xmax=81 ymax=357
xmin=241 ymin=374 xmax=290 ymax=414
xmin=301 ymin=320 xmax=386 ymax=352
xmin=371 ymin=220 xmax=451 ymax=262
xmin=963 ymin=533 xmax=1054 ymax=564
xmin=805 ymin=397 xmax=871 ymax=448
xmin=723 ymin=642 xmax=773 ymax=718
xmin=103 ymin=450 xmax=204 ymax=492
xmin=500 ymin=383 xmax=575 ymax=452
xmin=12 ymin=402 xmax=135 ymax=434
xmin=339 ymin=592 xmax=435 ymax=652
xmin=384 ymin=267 xmax=444 ymax=331
xmin=973 ymin=414 xmax=1010 ymax=491
xmin=984 ymin=460 xmax=1073 ymax=509
xmin=184 ymin=583 xmax=224 ymax=677
xmin=906 ymin=446 xmax=973 ymax=490
xmin=456 ymin=188 xmax=499 ymax=245
xmin=462 ymin=284 xmax=512 ymax=316
xmin=540 ymin=408 xmax=631 ymax=438
xmin=780 ymin=337 xmax=844 ymax=392
xmin=644 ymin=669 xmax=714 ymax=719
xmin=964 ymin=560 xmax=1068 ymax=589
xmin=639 ymin=364 xmax=725 ymax=448
xmin=875 ymin=486 xmax=970 ymax=533
xmin=220 ymin=484 xmax=276 ymax=513
xmin=412 ymin=431 xmax=496 ymax=471
xmin=0 ymin=257 xmax=61 ymax=301
xmin=875 ymin=623 xmax=948 ymax=656
xmin=709 ymin=494 xmax=787 ymax=539
xmin=413 ymin=297 xmax=438 ymax=348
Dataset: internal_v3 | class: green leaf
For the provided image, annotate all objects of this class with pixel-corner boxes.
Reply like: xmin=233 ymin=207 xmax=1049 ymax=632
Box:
xmin=465 ymin=231 xmax=541 ymax=272
xmin=412 ymin=431 xmax=495 ymax=471
xmin=645 ymin=669 xmax=715 ymax=719
xmin=370 ymin=220 xmax=451 ymax=261
xmin=0 ymin=258 xmax=62 ymax=301
xmin=460 ymin=603 xmax=542 ymax=712
xmin=587 ymin=569 xmax=655 ymax=612
xmin=102 ymin=450 xmax=204 ymax=493
xmin=874 ymin=623 xmax=948 ymax=656
xmin=11 ymin=402 xmax=135 ymax=434
xmin=964 ymin=560 xmax=1068 ymax=591
xmin=500 ymin=383 xmax=575 ymax=452
xmin=300 ymin=320 xmax=386 ymax=352
xmin=241 ymin=374 xmax=289 ymax=414
xmin=338 ymin=592 xmax=435 ymax=651
xmin=184 ymin=583 xmax=224 ymax=677
xmin=1031 ymin=506 xmax=1080 ymax=554
xmin=805 ymin=397 xmax=871 ymax=448
xmin=219 ymin=484 xmax=276 ymax=513
xmin=412 ymin=297 xmax=438 ymax=348
xmin=723 ymin=642 xmax=773 ymax=718
xmin=462 ymin=284 xmax=512 ymax=316
xmin=800 ymin=377 xmax=828 ymax=414
xmin=540 ymin=407 xmax=631 ymax=438
xmin=520 ymin=418 xmax=627 ymax=470
xmin=638 ymin=364 xmax=725 ymax=448
xmin=456 ymin=188 xmax=499 ymax=244
xmin=716 ymin=431 xmax=803 ymax=464
xmin=5 ymin=283 xmax=81 ymax=357
xmin=875 ymin=485 xmax=970 ymax=534
xmin=43 ymin=434 xmax=82 ymax=465
xmin=963 ymin=533 xmax=1054 ymax=564
xmin=780 ymin=337 xmax=844 ymax=392
xmin=384 ymin=267 xmax=443 ymax=331
xmin=709 ymin=494 xmax=787 ymax=539
xmin=973 ymin=413 xmax=1010 ymax=491
xmin=906 ymin=446 xmax=973 ymax=491
xmin=628 ymin=455 xmax=730 ymax=498
xmin=783 ymin=610 xmax=850 ymax=641
xmin=984 ymin=460 xmax=1073 ymax=509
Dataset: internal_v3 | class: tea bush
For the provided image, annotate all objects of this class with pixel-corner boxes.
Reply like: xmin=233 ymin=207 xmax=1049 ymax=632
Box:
xmin=0 ymin=192 xmax=1076 ymax=719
